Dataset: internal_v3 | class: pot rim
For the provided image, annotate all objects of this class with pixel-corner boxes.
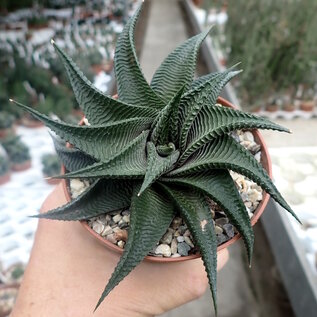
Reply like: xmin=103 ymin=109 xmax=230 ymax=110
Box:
xmin=61 ymin=96 xmax=272 ymax=263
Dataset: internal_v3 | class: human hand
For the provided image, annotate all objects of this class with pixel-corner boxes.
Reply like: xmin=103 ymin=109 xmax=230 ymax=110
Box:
xmin=12 ymin=183 xmax=229 ymax=317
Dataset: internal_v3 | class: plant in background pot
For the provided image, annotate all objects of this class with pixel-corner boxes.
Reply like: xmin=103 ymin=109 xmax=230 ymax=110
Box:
xmin=0 ymin=111 xmax=15 ymax=140
xmin=2 ymin=136 xmax=31 ymax=172
xmin=11 ymin=4 xmax=299 ymax=314
xmin=0 ymin=149 xmax=10 ymax=186
xmin=41 ymin=153 xmax=61 ymax=185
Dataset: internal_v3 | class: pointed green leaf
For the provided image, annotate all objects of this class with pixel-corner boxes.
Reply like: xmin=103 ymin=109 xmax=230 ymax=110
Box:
xmin=151 ymin=85 xmax=185 ymax=145
xmin=138 ymin=142 xmax=179 ymax=196
xmin=52 ymin=42 xmax=158 ymax=125
xmin=178 ymin=104 xmax=290 ymax=164
xmin=190 ymin=71 xmax=221 ymax=90
xmin=55 ymin=131 xmax=149 ymax=179
xmin=51 ymin=133 xmax=96 ymax=172
xmin=11 ymin=100 xmax=151 ymax=161
xmin=95 ymin=183 xmax=175 ymax=311
xmin=160 ymin=184 xmax=217 ymax=314
xmin=114 ymin=4 xmax=165 ymax=109
xmin=161 ymin=170 xmax=254 ymax=263
xmin=179 ymin=67 xmax=241 ymax=151
xmin=34 ymin=180 xmax=133 ymax=220
xmin=170 ymin=134 xmax=300 ymax=222
xmin=150 ymin=28 xmax=211 ymax=103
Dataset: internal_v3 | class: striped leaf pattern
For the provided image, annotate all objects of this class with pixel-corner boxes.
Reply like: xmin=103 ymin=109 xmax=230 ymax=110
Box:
xmin=150 ymin=28 xmax=211 ymax=103
xmin=161 ymin=184 xmax=218 ymax=313
xmin=53 ymin=42 xmax=159 ymax=125
xmin=95 ymin=184 xmax=174 ymax=311
xmin=56 ymin=131 xmax=149 ymax=180
xmin=35 ymin=180 xmax=133 ymax=221
xmin=114 ymin=5 xmax=165 ymax=109
xmin=51 ymin=133 xmax=96 ymax=172
xmin=178 ymin=104 xmax=290 ymax=164
xmin=179 ymin=67 xmax=242 ymax=151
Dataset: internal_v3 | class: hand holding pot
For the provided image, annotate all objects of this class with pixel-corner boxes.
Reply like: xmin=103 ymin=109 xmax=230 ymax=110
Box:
xmin=11 ymin=183 xmax=229 ymax=317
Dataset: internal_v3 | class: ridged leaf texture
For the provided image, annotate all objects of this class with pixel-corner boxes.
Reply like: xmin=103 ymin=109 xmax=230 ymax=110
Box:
xmin=178 ymin=104 xmax=290 ymax=164
xmin=12 ymin=3 xmax=299 ymax=315
xmin=161 ymin=170 xmax=254 ymax=263
xmin=52 ymin=41 xmax=158 ymax=125
xmin=150 ymin=28 xmax=210 ymax=103
xmin=55 ymin=131 xmax=149 ymax=180
xmin=51 ymin=133 xmax=95 ymax=172
xmin=114 ymin=5 xmax=164 ymax=109
xmin=138 ymin=142 xmax=179 ymax=196
xmin=170 ymin=134 xmax=300 ymax=222
xmin=35 ymin=180 xmax=133 ymax=220
xmin=161 ymin=184 xmax=218 ymax=314
xmin=95 ymin=183 xmax=174 ymax=311
xmin=179 ymin=66 xmax=242 ymax=151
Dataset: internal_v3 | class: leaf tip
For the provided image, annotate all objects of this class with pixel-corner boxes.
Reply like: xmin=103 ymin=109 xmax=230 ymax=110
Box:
xmin=9 ymin=98 xmax=14 ymax=103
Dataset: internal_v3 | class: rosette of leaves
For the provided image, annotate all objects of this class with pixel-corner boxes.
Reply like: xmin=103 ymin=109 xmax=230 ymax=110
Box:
xmin=2 ymin=136 xmax=30 ymax=165
xmin=11 ymin=4 xmax=299 ymax=314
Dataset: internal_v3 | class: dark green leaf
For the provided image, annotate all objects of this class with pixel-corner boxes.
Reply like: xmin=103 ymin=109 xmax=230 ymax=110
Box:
xmin=95 ymin=183 xmax=175 ymax=311
xmin=170 ymin=134 xmax=300 ymax=222
xmin=150 ymin=28 xmax=211 ymax=103
xmin=34 ymin=179 xmax=133 ymax=220
xmin=162 ymin=170 xmax=254 ymax=263
xmin=179 ymin=104 xmax=290 ymax=164
xmin=138 ymin=142 xmax=179 ymax=196
xmin=52 ymin=41 xmax=158 ymax=125
xmin=114 ymin=4 xmax=165 ymax=109
xmin=179 ymin=66 xmax=241 ymax=151
xmin=55 ymin=131 xmax=149 ymax=179
xmin=11 ymin=99 xmax=151 ymax=161
xmin=151 ymin=85 xmax=185 ymax=145
xmin=160 ymin=184 xmax=217 ymax=314
xmin=51 ymin=133 xmax=95 ymax=172
xmin=190 ymin=71 xmax=221 ymax=90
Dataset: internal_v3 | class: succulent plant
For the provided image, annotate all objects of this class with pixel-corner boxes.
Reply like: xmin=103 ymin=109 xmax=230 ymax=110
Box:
xmin=2 ymin=136 xmax=30 ymax=164
xmin=11 ymin=4 xmax=299 ymax=314
xmin=0 ymin=154 xmax=9 ymax=176
xmin=0 ymin=111 xmax=15 ymax=130
xmin=41 ymin=153 xmax=62 ymax=177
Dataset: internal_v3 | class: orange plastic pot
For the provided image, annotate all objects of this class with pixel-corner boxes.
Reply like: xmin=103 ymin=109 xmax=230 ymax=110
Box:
xmin=61 ymin=97 xmax=272 ymax=262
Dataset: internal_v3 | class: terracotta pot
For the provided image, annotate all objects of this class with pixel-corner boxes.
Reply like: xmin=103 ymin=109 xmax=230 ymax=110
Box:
xmin=0 ymin=171 xmax=10 ymax=186
xmin=11 ymin=160 xmax=31 ymax=172
xmin=0 ymin=283 xmax=19 ymax=317
xmin=0 ymin=125 xmax=16 ymax=140
xmin=282 ymin=104 xmax=295 ymax=112
xmin=61 ymin=97 xmax=272 ymax=263
xmin=300 ymin=100 xmax=314 ymax=112
xmin=265 ymin=104 xmax=279 ymax=112
xmin=44 ymin=177 xmax=61 ymax=186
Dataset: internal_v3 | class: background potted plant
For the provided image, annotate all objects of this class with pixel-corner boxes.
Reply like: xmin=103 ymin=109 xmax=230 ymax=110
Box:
xmin=41 ymin=153 xmax=61 ymax=185
xmin=2 ymin=136 xmax=31 ymax=171
xmin=11 ymin=3 xmax=299 ymax=315
xmin=0 ymin=111 xmax=15 ymax=140
xmin=0 ymin=150 xmax=10 ymax=186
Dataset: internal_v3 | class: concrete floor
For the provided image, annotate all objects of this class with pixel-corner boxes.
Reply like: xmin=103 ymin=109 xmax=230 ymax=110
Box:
xmin=140 ymin=1 xmax=260 ymax=316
